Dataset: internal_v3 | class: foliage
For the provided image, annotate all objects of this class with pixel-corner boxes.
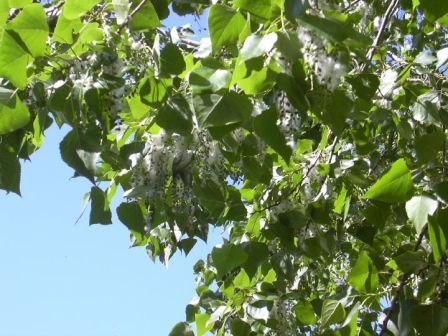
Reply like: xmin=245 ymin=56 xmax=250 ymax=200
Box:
xmin=1 ymin=0 xmax=448 ymax=334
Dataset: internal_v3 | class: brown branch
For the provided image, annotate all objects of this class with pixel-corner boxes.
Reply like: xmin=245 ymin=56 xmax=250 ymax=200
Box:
xmin=378 ymin=224 xmax=429 ymax=336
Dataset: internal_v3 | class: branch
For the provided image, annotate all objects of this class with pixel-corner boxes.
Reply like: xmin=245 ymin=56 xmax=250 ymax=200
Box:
xmin=361 ymin=0 xmax=400 ymax=72
xmin=378 ymin=224 xmax=429 ymax=336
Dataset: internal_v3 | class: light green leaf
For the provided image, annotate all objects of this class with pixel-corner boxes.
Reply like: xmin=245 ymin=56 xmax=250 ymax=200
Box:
xmin=195 ymin=313 xmax=214 ymax=336
xmin=208 ymin=5 xmax=246 ymax=53
xmin=8 ymin=0 xmax=32 ymax=7
xmin=405 ymin=195 xmax=438 ymax=233
xmin=112 ymin=0 xmax=129 ymax=25
xmin=348 ymin=251 xmax=378 ymax=292
xmin=0 ymin=30 xmax=30 ymax=89
xmin=0 ymin=95 xmax=30 ymax=135
xmin=363 ymin=159 xmax=414 ymax=203
xmin=321 ymin=299 xmax=345 ymax=327
xmin=7 ymin=3 xmax=49 ymax=57
xmin=239 ymin=33 xmax=277 ymax=61
xmin=234 ymin=0 xmax=273 ymax=20
xmin=53 ymin=15 xmax=83 ymax=44
xmin=189 ymin=66 xmax=231 ymax=94
xmin=62 ymin=0 xmax=101 ymax=20
xmin=295 ymin=301 xmax=317 ymax=325
xmin=212 ymin=244 xmax=248 ymax=279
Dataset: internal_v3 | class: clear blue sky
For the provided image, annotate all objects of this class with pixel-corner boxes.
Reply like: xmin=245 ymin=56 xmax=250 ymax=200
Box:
xmin=0 ymin=9 xmax=216 ymax=336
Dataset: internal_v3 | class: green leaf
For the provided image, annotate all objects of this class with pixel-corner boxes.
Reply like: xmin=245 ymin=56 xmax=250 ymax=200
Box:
xmin=189 ymin=66 xmax=232 ymax=94
xmin=230 ymin=319 xmax=251 ymax=336
xmin=428 ymin=208 xmax=448 ymax=263
xmin=62 ymin=0 xmax=101 ymax=20
xmin=208 ymin=5 xmax=246 ymax=53
xmin=112 ymin=0 xmax=129 ymax=25
xmin=195 ymin=313 xmax=214 ymax=336
xmin=284 ymin=0 xmax=308 ymax=20
xmin=237 ymin=65 xmax=277 ymax=95
xmin=234 ymin=0 xmax=273 ymax=20
xmin=89 ymin=187 xmax=112 ymax=225
xmin=254 ymin=108 xmax=292 ymax=162
xmin=405 ymin=195 xmax=438 ymax=233
xmin=295 ymin=301 xmax=317 ymax=325
xmin=129 ymin=2 xmax=160 ymax=31
xmin=212 ymin=244 xmax=248 ymax=279
xmin=418 ymin=0 xmax=448 ymax=22
xmin=410 ymin=304 xmax=448 ymax=336
xmin=193 ymin=91 xmax=252 ymax=128
xmin=116 ymin=202 xmax=147 ymax=245
xmin=415 ymin=131 xmax=445 ymax=164
xmin=321 ymin=299 xmax=345 ymax=327
xmin=155 ymin=94 xmax=192 ymax=135
xmin=0 ymin=148 xmax=21 ymax=195
xmin=8 ymin=0 xmax=32 ymax=7
xmin=312 ymin=90 xmax=352 ymax=135
xmin=59 ymin=130 xmax=96 ymax=183
xmin=241 ymin=242 xmax=269 ymax=279
xmin=139 ymin=75 xmax=172 ymax=107
xmin=347 ymin=74 xmax=380 ymax=100
xmin=0 ymin=30 xmax=30 ymax=89
xmin=434 ymin=181 xmax=448 ymax=203
xmin=363 ymin=159 xmax=414 ymax=203
xmin=0 ymin=95 xmax=30 ymax=135
xmin=394 ymin=250 xmax=427 ymax=274
xmin=53 ymin=15 xmax=83 ymax=44
xmin=347 ymin=251 xmax=378 ymax=292
xmin=239 ymin=33 xmax=278 ymax=62
xmin=7 ymin=3 xmax=49 ymax=58
xmin=169 ymin=322 xmax=194 ymax=336
xmin=333 ymin=184 xmax=347 ymax=215
xmin=160 ymin=43 xmax=186 ymax=76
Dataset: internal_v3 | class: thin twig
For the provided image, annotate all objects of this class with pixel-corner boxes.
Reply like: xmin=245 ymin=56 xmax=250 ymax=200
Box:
xmin=361 ymin=0 xmax=400 ymax=72
xmin=379 ymin=224 xmax=428 ymax=336
xmin=117 ymin=0 xmax=147 ymax=33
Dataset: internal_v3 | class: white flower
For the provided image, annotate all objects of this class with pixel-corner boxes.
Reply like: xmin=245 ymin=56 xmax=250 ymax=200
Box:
xmin=379 ymin=69 xmax=398 ymax=97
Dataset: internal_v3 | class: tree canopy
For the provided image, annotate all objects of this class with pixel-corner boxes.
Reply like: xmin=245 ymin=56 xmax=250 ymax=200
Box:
xmin=1 ymin=0 xmax=448 ymax=335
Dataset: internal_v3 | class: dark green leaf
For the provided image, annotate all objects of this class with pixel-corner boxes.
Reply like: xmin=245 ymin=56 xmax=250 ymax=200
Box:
xmin=428 ymin=208 xmax=448 ymax=263
xmin=415 ymin=131 xmax=444 ymax=164
xmin=160 ymin=43 xmax=186 ymax=76
xmin=156 ymin=94 xmax=193 ymax=135
xmin=295 ymin=301 xmax=317 ymax=325
xmin=208 ymin=5 xmax=246 ymax=53
xmin=212 ymin=244 xmax=248 ymax=279
xmin=418 ymin=0 xmax=448 ymax=22
xmin=234 ymin=0 xmax=273 ymax=20
xmin=230 ymin=319 xmax=251 ymax=336
xmin=129 ymin=2 xmax=160 ymax=31
xmin=321 ymin=299 xmax=345 ymax=327
xmin=116 ymin=202 xmax=147 ymax=245
xmin=254 ymin=108 xmax=292 ymax=162
xmin=89 ymin=186 xmax=112 ymax=225
xmin=169 ymin=322 xmax=194 ymax=336
xmin=0 ymin=148 xmax=21 ymax=195
xmin=394 ymin=250 xmax=427 ymax=274
xmin=410 ymin=304 xmax=448 ymax=336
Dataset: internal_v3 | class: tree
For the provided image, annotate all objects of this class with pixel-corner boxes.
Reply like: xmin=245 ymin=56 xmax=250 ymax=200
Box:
xmin=0 ymin=0 xmax=448 ymax=334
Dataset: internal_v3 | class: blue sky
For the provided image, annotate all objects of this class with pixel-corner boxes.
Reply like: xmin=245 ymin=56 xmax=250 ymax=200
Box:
xmin=0 ymin=8 xmax=215 ymax=336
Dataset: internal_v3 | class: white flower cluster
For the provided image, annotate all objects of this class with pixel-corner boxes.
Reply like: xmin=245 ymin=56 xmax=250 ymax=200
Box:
xmin=128 ymin=128 xmax=228 ymax=226
xmin=297 ymin=27 xmax=346 ymax=91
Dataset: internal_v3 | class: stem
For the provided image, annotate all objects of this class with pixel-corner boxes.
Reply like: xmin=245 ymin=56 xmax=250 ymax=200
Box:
xmin=117 ymin=0 xmax=147 ymax=33
xmin=361 ymin=0 xmax=400 ymax=72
